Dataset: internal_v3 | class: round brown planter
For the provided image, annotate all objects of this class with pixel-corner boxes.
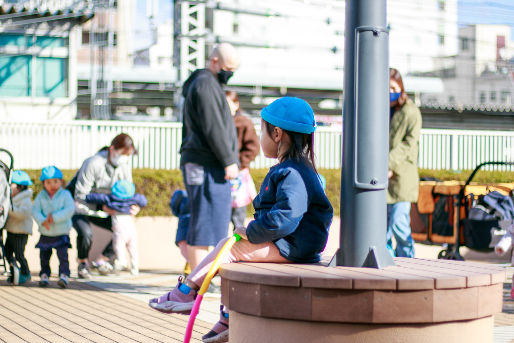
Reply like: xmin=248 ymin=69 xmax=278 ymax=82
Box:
xmin=220 ymin=258 xmax=505 ymax=343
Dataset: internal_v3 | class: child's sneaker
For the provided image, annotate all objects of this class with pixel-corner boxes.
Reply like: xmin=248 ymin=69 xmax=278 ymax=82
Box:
xmin=93 ymin=260 xmax=114 ymax=276
xmin=202 ymin=306 xmax=229 ymax=343
xmin=78 ymin=262 xmax=91 ymax=279
xmin=18 ymin=274 xmax=31 ymax=285
xmin=12 ymin=264 xmax=20 ymax=285
xmin=39 ymin=274 xmax=49 ymax=287
xmin=130 ymin=267 xmax=139 ymax=275
xmin=57 ymin=274 xmax=68 ymax=289
xmin=148 ymin=276 xmax=196 ymax=314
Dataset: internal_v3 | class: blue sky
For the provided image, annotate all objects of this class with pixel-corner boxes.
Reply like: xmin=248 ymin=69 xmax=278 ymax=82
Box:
xmin=458 ymin=0 xmax=514 ymax=35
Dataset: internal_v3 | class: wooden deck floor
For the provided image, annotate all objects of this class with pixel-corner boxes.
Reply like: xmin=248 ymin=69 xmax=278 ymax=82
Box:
xmin=0 ymin=278 xmax=208 ymax=343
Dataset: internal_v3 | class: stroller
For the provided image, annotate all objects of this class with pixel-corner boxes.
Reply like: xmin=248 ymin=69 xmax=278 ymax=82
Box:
xmin=411 ymin=161 xmax=514 ymax=260
xmin=0 ymin=148 xmax=14 ymax=273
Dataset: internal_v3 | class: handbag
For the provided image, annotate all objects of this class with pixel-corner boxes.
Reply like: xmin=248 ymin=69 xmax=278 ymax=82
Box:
xmin=230 ymin=168 xmax=257 ymax=208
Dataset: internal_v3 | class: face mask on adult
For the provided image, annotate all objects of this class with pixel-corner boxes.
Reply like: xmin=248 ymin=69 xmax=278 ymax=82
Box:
xmin=218 ymin=69 xmax=233 ymax=84
xmin=390 ymin=92 xmax=401 ymax=103
xmin=110 ymin=150 xmax=131 ymax=167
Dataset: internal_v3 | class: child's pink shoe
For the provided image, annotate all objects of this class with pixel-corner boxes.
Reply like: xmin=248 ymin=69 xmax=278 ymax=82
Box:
xmin=148 ymin=276 xmax=196 ymax=314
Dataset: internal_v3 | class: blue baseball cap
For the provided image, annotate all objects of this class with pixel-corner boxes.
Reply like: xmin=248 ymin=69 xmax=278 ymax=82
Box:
xmin=261 ymin=97 xmax=316 ymax=134
xmin=40 ymin=166 xmax=63 ymax=181
xmin=11 ymin=170 xmax=32 ymax=186
xmin=111 ymin=180 xmax=135 ymax=199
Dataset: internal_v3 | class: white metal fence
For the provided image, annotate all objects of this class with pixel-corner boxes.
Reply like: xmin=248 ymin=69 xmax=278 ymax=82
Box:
xmin=1 ymin=120 xmax=513 ymax=171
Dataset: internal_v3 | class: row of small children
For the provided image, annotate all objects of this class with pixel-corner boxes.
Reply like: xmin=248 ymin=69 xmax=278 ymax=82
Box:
xmin=4 ymin=166 xmax=145 ymax=288
xmin=5 ymin=166 xmax=72 ymax=288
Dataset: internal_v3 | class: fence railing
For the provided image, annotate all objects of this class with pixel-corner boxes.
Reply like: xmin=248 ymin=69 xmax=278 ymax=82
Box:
xmin=1 ymin=120 xmax=513 ymax=171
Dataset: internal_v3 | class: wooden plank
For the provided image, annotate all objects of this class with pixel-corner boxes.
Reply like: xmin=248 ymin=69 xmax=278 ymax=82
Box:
xmin=220 ymin=263 xmax=300 ymax=287
xmin=245 ymin=263 xmax=352 ymax=289
xmin=394 ymin=258 xmax=491 ymax=287
xmin=386 ymin=265 xmax=466 ymax=289
xmin=287 ymin=264 xmax=397 ymax=290
xmin=410 ymin=258 xmax=507 ymax=284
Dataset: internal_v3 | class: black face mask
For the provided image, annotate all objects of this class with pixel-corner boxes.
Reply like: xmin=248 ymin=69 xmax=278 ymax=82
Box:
xmin=217 ymin=69 xmax=233 ymax=84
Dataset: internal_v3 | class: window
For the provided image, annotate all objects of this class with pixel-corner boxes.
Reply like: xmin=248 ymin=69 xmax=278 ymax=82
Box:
xmin=460 ymin=37 xmax=469 ymax=51
xmin=82 ymin=31 xmax=90 ymax=44
xmin=500 ymin=91 xmax=511 ymax=104
xmin=438 ymin=0 xmax=446 ymax=11
xmin=0 ymin=34 xmax=68 ymax=98
xmin=490 ymin=91 xmax=496 ymax=102
xmin=0 ymin=56 xmax=31 ymax=96
xmin=479 ymin=91 xmax=486 ymax=103
xmin=449 ymin=96 xmax=455 ymax=103
xmin=438 ymin=34 xmax=445 ymax=46
xmin=35 ymin=57 xmax=67 ymax=98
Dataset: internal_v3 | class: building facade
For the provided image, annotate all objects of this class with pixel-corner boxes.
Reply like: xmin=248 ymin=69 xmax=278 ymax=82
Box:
xmin=0 ymin=1 xmax=93 ymax=121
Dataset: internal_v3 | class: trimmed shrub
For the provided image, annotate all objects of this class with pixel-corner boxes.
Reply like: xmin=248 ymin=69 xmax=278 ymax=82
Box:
xmin=21 ymin=168 xmax=514 ymax=217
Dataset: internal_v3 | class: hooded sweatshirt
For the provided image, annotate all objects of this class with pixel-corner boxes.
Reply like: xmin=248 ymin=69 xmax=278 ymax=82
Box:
xmin=5 ymin=189 xmax=33 ymax=235
xmin=180 ymin=69 xmax=238 ymax=168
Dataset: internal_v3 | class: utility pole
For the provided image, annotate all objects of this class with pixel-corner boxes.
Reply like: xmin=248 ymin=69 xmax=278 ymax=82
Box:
xmin=332 ymin=0 xmax=394 ymax=268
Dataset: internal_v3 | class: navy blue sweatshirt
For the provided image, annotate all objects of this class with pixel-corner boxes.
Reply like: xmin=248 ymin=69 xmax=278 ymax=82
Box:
xmin=246 ymin=160 xmax=333 ymax=263
xmin=85 ymin=193 xmax=147 ymax=214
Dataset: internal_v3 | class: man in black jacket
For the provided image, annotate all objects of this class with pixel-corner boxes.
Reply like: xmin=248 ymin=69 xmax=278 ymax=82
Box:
xmin=180 ymin=43 xmax=240 ymax=269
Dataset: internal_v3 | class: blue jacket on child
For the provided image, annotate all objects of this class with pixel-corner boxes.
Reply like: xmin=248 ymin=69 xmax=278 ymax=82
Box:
xmin=85 ymin=193 xmax=147 ymax=214
xmin=246 ymin=159 xmax=333 ymax=263
xmin=32 ymin=188 xmax=75 ymax=237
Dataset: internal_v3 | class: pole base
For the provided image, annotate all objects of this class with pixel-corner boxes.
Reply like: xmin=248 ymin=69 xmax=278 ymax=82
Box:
xmin=329 ymin=246 xmax=394 ymax=269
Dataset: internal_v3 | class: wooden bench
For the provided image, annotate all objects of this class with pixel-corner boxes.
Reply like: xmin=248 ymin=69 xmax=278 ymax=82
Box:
xmin=220 ymin=258 xmax=505 ymax=342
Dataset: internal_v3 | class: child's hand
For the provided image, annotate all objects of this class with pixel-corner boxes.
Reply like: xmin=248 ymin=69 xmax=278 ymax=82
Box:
xmin=234 ymin=226 xmax=248 ymax=240
xmin=47 ymin=213 xmax=53 ymax=224
xmin=42 ymin=219 xmax=50 ymax=231
xmin=129 ymin=205 xmax=140 ymax=216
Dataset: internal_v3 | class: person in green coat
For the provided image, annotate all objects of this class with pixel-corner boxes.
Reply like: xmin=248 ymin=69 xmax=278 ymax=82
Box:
xmin=387 ymin=68 xmax=422 ymax=258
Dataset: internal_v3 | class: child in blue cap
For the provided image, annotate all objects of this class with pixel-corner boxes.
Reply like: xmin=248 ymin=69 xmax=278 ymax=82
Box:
xmin=85 ymin=180 xmax=147 ymax=275
xmin=32 ymin=166 xmax=75 ymax=288
xmin=149 ymin=97 xmax=333 ymax=343
xmin=4 ymin=170 xmax=33 ymax=285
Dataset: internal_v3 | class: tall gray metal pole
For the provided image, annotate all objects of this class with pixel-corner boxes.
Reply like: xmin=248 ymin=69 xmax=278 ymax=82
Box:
xmin=332 ymin=0 xmax=394 ymax=268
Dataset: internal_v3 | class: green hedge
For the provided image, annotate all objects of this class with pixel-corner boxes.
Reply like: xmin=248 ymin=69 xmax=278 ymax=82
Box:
xmin=22 ymin=168 xmax=514 ymax=217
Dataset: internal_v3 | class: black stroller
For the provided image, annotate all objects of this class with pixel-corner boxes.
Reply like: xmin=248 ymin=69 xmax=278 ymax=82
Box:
xmin=0 ymin=148 xmax=14 ymax=273
xmin=411 ymin=161 xmax=514 ymax=260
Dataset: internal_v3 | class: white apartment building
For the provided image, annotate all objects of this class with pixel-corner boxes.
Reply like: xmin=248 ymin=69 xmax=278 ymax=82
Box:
xmin=433 ymin=24 xmax=514 ymax=106
xmin=211 ymin=0 xmax=457 ymax=91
